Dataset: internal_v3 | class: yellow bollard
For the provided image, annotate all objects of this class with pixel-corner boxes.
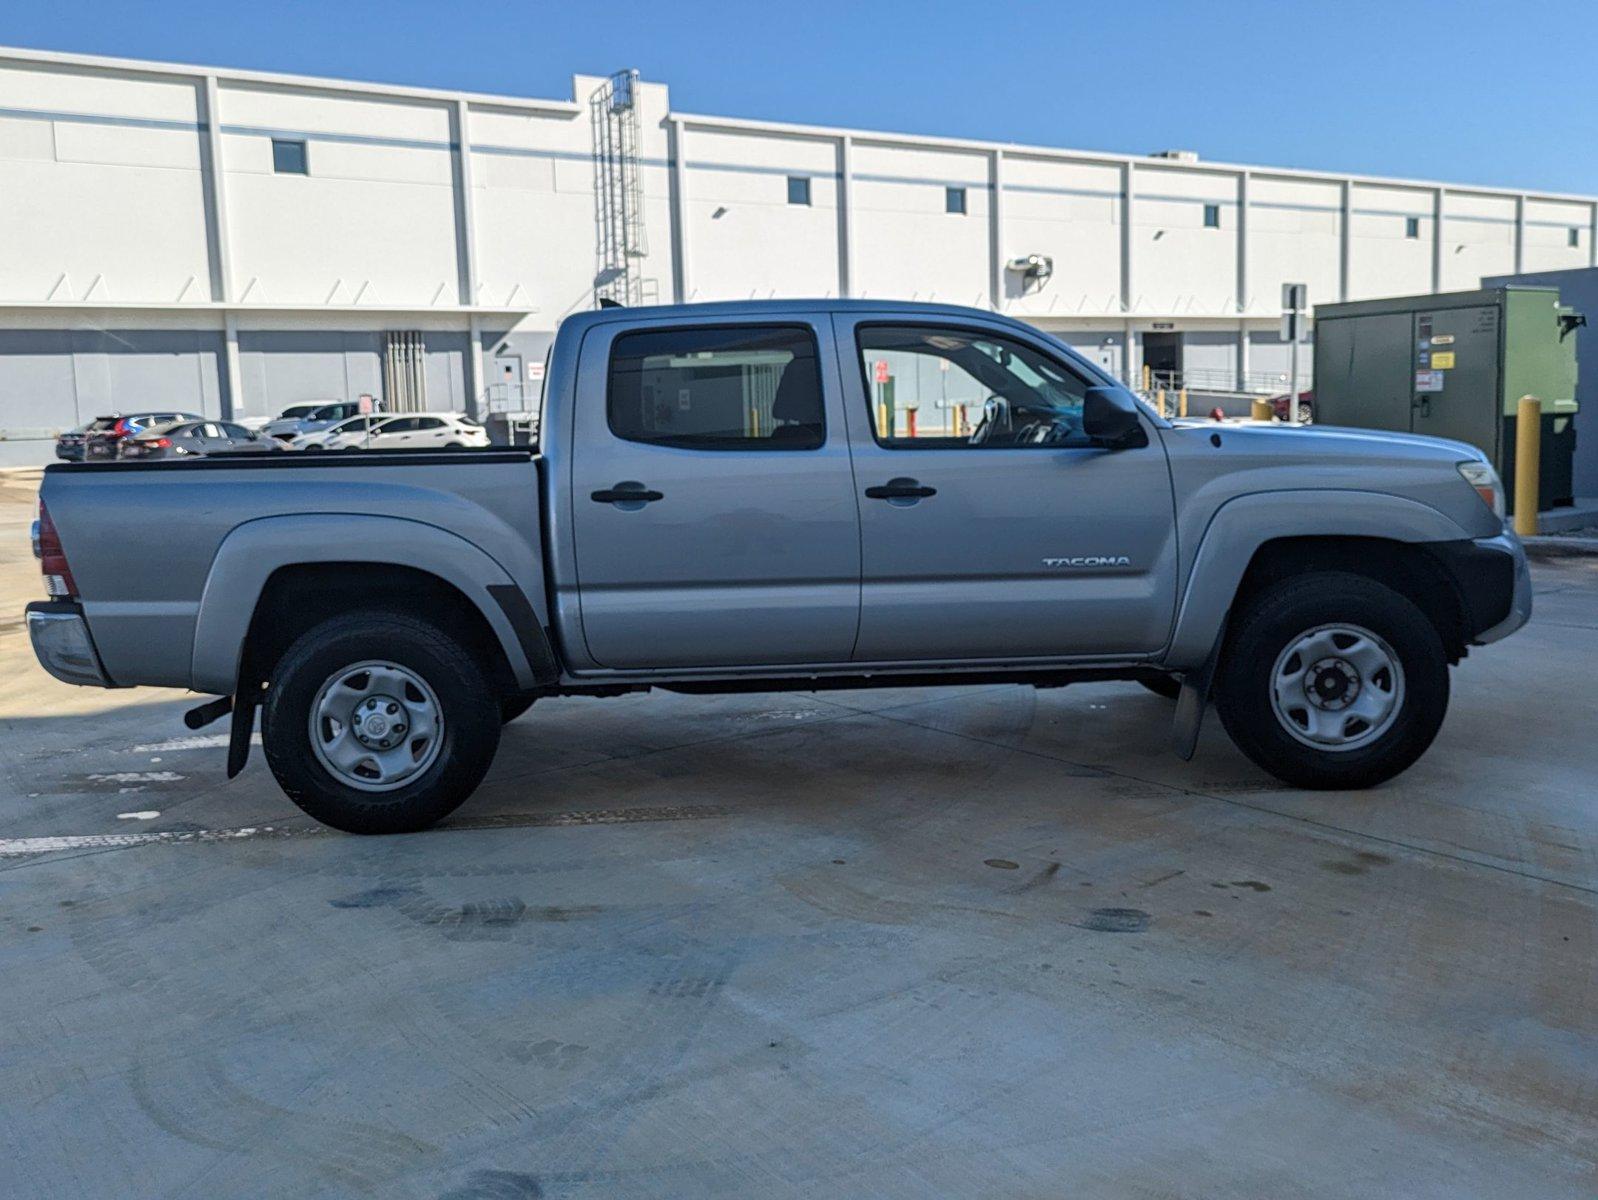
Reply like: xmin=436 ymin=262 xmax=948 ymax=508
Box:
xmin=1142 ymin=364 xmax=1151 ymax=393
xmin=1155 ymin=388 xmax=1166 ymax=418
xmin=1178 ymin=387 xmax=1188 ymax=418
xmin=1513 ymin=395 xmax=1541 ymax=538
xmin=1251 ymin=398 xmax=1272 ymax=422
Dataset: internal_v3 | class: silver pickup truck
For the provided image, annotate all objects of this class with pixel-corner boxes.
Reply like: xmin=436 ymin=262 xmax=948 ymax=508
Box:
xmin=28 ymin=300 xmax=1531 ymax=834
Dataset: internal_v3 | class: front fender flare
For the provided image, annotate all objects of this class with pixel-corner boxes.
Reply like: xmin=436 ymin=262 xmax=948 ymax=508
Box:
xmin=191 ymin=513 xmax=553 ymax=695
xmin=1165 ymin=490 xmax=1474 ymax=669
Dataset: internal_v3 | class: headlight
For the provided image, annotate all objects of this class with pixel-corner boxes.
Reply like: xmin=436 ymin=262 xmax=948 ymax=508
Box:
xmin=1457 ymin=461 xmax=1505 ymax=522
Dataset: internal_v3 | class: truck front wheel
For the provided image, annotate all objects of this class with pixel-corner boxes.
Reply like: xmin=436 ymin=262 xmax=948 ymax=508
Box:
xmin=1214 ymin=571 xmax=1449 ymax=790
xmin=261 ymin=610 xmax=502 ymax=834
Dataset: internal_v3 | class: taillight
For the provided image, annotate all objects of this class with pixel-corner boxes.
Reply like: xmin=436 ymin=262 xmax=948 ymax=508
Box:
xmin=151 ymin=437 xmax=171 ymax=448
xmin=36 ymin=500 xmax=78 ymax=598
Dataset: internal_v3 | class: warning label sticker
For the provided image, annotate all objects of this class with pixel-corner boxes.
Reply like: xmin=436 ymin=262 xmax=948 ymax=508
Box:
xmin=1431 ymin=351 xmax=1457 ymax=370
xmin=1415 ymin=370 xmax=1444 ymax=393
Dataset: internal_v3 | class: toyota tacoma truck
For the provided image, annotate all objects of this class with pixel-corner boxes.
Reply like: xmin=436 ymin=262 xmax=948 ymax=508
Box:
xmin=27 ymin=300 xmax=1531 ymax=834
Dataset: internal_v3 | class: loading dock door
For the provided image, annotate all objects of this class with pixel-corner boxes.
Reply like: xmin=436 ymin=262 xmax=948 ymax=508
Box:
xmin=1141 ymin=332 xmax=1182 ymax=380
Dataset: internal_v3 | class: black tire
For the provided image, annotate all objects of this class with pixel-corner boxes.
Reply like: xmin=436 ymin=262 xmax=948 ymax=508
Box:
xmin=1214 ymin=571 xmax=1449 ymax=790
xmin=303 ymin=444 xmax=324 ymax=453
xmin=1139 ymin=674 xmax=1183 ymax=700
xmin=444 ymin=442 xmax=464 ymax=449
xmin=501 ymin=695 xmax=536 ymax=724
xmin=261 ymin=609 xmax=501 ymax=834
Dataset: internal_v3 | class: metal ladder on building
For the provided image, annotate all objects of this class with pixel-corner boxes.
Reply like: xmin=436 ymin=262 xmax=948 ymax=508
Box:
xmin=590 ymin=70 xmax=656 ymax=308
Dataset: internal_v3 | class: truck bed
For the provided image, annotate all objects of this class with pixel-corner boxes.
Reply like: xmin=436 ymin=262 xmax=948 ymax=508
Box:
xmin=41 ymin=449 xmax=546 ymax=691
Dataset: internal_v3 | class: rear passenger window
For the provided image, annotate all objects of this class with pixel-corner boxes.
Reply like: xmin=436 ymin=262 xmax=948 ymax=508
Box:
xmin=608 ymin=325 xmax=824 ymax=450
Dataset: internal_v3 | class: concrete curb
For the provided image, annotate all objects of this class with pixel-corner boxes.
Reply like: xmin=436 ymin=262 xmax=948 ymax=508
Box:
xmin=1523 ymin=535 xmax=1598 ymax=560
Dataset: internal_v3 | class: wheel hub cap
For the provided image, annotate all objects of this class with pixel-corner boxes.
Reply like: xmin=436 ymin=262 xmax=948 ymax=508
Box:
xmin=309 ymin=662 xmax=443 ymax=792
xmin=1270 ymin=624 xmax=1404 ymax=752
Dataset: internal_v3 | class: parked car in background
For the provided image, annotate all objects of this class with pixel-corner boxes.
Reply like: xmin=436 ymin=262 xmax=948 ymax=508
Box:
xmin=259 ymin=402 xmax=343 ymax=442
xmin=321 ymin=412 xmax=490 ymax=451
xmin=1271 ymin=390 xmax=1314 ymax=424
xmin=270 ymin=401 xmax=370 ymax=443
xmin=119 ymin=420 xmax=284 ymax=460
xmin=55 ymin=416 xmax=119 ymax=461
xmin=83 ymin=411 xmax=202 ymax=460
xmin=289 ymin=414 xmax=388 ymax=451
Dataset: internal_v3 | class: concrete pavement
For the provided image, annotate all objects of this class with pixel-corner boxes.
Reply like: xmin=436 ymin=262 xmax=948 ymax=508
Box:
xmin=0 ymin=478 xmax=1595 ymax=1198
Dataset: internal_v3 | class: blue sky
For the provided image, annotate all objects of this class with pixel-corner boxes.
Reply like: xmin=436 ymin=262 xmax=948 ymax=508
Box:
xmin=6 ymin=0 xmax=1597 ymax=193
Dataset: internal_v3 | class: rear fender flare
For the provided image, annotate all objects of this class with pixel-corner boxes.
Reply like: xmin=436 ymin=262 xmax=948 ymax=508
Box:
xmin=191 ymin=514 xmax=551 ymax=695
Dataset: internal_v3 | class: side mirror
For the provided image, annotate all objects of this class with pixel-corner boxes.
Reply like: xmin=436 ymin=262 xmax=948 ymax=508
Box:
xmin=1083 ymin=387 xmax=1146 ymax=448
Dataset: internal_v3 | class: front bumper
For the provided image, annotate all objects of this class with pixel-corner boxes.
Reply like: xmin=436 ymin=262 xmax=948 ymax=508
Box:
xmin=1472 ymin=533 xmax=1533 ymax=644
xmin=1425 ymin=533 xmax=1531 ymax=646
xmin=26 ymin=601 xmax=115 ymax=687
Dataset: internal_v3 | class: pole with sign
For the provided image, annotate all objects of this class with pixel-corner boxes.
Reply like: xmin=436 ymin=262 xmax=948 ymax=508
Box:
xmin=1281 ymin=283 xmax=1307 ymax=427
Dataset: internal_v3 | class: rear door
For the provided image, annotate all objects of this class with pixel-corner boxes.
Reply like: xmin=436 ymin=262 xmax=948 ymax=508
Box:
xmin=836 ymin=314 xmax=1178 ymax=662
xmin=570 ymin=317 xmax=860 ymax=669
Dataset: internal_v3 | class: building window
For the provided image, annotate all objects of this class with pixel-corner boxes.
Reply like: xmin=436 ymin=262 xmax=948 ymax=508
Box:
xmin=271 ymin=138 xmax=308 ymax=175
xmin=1405 ymin=216 xmax=1420 ymax=239
xmin=1570 ymin=227 xmax=1581 ymax=248
xmin=787 ymin=176 xmax=811 ymax=206
xmin=945 ymin=186 xmax=967 ymax=215
xmin=1203 ymin=203 xmax=1220 ymax=229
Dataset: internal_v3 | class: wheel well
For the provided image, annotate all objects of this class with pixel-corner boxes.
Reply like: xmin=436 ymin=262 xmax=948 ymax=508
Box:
xmin=1233 ymin=537 xmax=1471 ymax=662
xmin=239 ymin=563 xmax=517 ymax=695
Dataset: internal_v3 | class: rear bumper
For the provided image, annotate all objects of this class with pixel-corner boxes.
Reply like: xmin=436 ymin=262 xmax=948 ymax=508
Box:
xmin=1427 ymin=533 xmax=1532 ymax=645
xmin=26 ymin=601 xmax=116 ymax=687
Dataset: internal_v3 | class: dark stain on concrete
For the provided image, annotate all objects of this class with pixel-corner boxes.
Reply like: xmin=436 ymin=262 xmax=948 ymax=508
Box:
xmin=438 ymin=1169 xmax=543 ymax=1200
xmin=330 ymin=885 xmax=419 ymax=909
xmin=1015 ymin=861 xmax=1062 ymax=891
xmin=1192 ymin=910 xmax=1213 ymax=918
xmin=1230 ymin=880 xmax=1272 ymax=892
xmin=1078 ymin=907 xmax=1151 ymax=933
xmin=1322 ymin=861 xmax=1368 ymax=875
xmin=983 ymin=858 xmax=1020 ymax=870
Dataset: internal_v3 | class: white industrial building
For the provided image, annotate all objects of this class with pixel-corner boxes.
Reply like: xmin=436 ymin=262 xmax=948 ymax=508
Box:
xmin=2 ymin=43 xmax=1596 ymax=463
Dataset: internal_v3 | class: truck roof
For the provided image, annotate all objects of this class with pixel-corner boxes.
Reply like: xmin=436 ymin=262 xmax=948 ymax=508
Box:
xmin=556 ymin=298 xmax=1042 ymax=336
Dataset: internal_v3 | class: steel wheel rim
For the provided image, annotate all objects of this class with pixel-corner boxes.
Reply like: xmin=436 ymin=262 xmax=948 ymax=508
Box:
xmin=309 ymin=660 xmax=444 ymax=792
xmin=1269 ymin=623 xmax=1404 ymax=752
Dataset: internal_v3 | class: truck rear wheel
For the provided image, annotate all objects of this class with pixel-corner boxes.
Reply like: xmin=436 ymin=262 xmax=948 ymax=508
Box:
xmin=1214 ymin=571 xmax=1449 ymax=790
xmin=261 ymin=610 xmax=501 ymax=834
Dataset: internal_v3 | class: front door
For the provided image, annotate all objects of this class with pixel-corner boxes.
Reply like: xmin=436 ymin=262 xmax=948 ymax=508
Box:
xmin=837 ymin=316 xmax=1178 ymax=663
xmin=571 ymin=318 xmax=860 ymax=670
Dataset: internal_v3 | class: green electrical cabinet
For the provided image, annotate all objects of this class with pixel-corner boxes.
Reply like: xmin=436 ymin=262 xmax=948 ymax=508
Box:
xmin=1313 ymin=286 xmax=1580 ymax=511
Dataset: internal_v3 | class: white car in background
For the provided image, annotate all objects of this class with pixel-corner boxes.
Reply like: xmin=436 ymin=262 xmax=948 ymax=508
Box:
xmin=320 ymin=413 xmax=491 ymax=452
xmin=288 ymin=414 xmax=390 ymax=451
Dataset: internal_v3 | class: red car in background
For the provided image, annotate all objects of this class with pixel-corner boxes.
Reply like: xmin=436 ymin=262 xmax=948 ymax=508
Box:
xmin=81 ymin=411 xmax=203 ymax=459
xmin=1270 ymin=390 xmax=1314 ymax=424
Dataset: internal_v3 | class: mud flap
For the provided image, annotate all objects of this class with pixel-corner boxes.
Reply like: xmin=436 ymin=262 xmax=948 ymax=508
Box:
xmin=227 ymin=688 xmax=257 ymax=779
xmin=1172 ymin=622 xmax=1226 ymax=762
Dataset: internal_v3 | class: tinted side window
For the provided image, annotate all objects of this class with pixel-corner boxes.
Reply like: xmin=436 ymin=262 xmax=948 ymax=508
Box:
xmin=608 ymin=325 xmax=824 ymax=451
xmin=414 ymin=417 xmax=446 ymax=430
xmin=857 ymin=325 xmax=1099 ymax=450
xmin=221 ymin=423 xmax=250 ymax=438
xmin=382 ymin=418 xmax=418 ymax=433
